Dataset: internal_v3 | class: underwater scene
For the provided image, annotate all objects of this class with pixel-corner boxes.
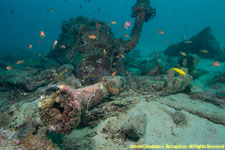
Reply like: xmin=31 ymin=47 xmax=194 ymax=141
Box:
xmin=1 ymin=0 xmax=225 ymax=149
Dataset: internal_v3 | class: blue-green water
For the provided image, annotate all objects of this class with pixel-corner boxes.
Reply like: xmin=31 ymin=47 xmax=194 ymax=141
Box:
xmin=1 ymin=0 xmax=225 ymax=56
xmin=0 ymin=0 xmax=225 ymax=149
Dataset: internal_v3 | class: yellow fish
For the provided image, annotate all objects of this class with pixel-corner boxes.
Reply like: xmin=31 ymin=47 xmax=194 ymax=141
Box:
xmin=172 ymin=68 xmax=186 ymax=76
xmin=110 ymin=21 xmax=117 ymax=24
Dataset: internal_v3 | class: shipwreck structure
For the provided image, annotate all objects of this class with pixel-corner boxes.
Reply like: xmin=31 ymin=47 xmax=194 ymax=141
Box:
xmin=47 ymin=0 xmax=156 ymax=85
xmin=164 ymin=27 xmax=225 ymax=61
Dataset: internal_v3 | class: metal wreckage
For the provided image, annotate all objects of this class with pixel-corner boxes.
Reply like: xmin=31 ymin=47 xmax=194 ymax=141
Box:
xmin=39 ymin=0 xmax=157 ymax=134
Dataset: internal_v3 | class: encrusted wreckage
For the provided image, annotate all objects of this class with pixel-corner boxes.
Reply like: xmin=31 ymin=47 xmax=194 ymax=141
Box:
xmin=39 ymin=76 xmax=126 ymax=134
xmin=39 ymin=0 xmax=157 ymax=134
xmin=47 ymin=0 xmax=156 ymax=85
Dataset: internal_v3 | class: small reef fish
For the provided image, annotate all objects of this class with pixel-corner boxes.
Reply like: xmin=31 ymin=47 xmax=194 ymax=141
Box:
xmin=6 ymin=66 xmax=13 ymax=70
xmin=110 ymin=21 xmax=117 ymax=24
xmin=212 ymin=61 xmax=220 ymax=67
xmin=97 ymin=8 xmax=101 ymax=13
xmin=52 ymin=40 xmax=58 ymax=50
xmin=28 ymin=44 xmax=32 ymax=49
xmin=112 ymin=71 xmax=117 ymax=77
xmin=123 ymin=21 xmax=131 ymax=29
xmin=37 ymin=40 xmax=41 ymax=43
xmin=57 ymin=84 xmax=66 ymax=89
xmin=165 ymin=40 xmax=168 ymax=45
xmin=158 ymin=29 xmax=164 ymax=35
xmin=60 ymin=44 xmax=66 ymax=49
xmin=40 ymin=30 xmax=45 ymax=39
xmin=172 ymin=68 xmax=186 ymax=76
xmin=103 ymin=49 xmax=107 ymax=56
xmin=88 ymin=35 xmax=97 ymax=39
xmin=38 ymin=53 xmax=45 ymax=57
xmin=120 ymin=54 xmax=125 ymax=58
xmin=136 ymin=99 xmax=139 ymax=103
xmin=179 ymin=51 xmax=187 ymax=56
xmin=16 ymin=60 xmax=24 ymax=64
xmin=184 ymin=40 xmax=192 ymax=44
xmin=200 ymin=49 xmax=208 ymax=53
xmin=10 ymin=9 xmax=15 ymax=14
xmin=48 ymin=8 xmax=55 ymax=13
xmin=96 ymin=22 xmax=102 ymax=28
xmin=124 ymin=34 xmax=129 ymax=37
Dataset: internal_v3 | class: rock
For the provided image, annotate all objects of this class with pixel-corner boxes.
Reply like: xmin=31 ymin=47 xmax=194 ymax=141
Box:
xmin=121 ymin=112 xmax=147 ymax=139
xmin=171 ymin=111 xmax=187 ymax=126
xmin=0 ymin=68 xmax=55 ymax=92
xmin=164 ymin=27 xmax=225 ymax=61
xmin=158 ymin=94 xmax=225 ymax=125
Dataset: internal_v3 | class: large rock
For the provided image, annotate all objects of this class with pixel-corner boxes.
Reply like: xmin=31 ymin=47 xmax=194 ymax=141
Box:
xmin=121 ymin=112 xmax=147 ymax=139
xmin=164 ymin=27 xmax=225 ymax=61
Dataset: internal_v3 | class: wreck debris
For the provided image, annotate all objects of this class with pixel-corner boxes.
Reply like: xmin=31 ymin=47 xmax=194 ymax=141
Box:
xmin=123 ymin=0 xmax=156 ymax=52
xmin=164 ymin=68 xmax=192 ymax=95
xmin=39 ymin=76 xmax=126 ymax=134
xmin=178 ymin=54 xmax=199 ymax=75
xmin=47 ymin=0 xmax=156 ymax=85
xmin=164 ymin=27 xmax=225 ymax=61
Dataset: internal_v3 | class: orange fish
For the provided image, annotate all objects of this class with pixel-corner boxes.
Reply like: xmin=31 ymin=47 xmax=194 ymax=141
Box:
xmin=40 ymin=30 xmax=45 ymax=39
xmin=124 ymin=34 xmax=129 ymax=37
xmin=158 ymin=29 xmax=164 ymax=35
xmin=28 ymin=44 xmax=32 ymax=49
xmin=88 ymin=35 xmax=97 ymax=39
xmin=60 ymin=44 xmax=66 ymax=49
xmin=179 ymin=51 xmax=187 ymax=56
xmin=52 ymin=40 xmax=57 ymax=50
xmin=165 ymin=40 xmax=168 ymax=45
xmin=112 ymin=71 xmax=117 ymax=77
xmin=16 ymin=60 xmax=24 ymax=64
xmin=48 ymin=8 xmax=54 ymax=13
xmin=110 ymin=21 xmax=117 ymax=24
xmin=184 ymin=40 xmax=192 ymax=44
xmin=212 ymin=61 xmax=220 ymax=67
xmin=120 ymin=54 xmax=125 ymax=58
xmin=6 ymin=66 xmax=13 ymax=70
xmin=200 ymin=49 xmax=208 ymax=53
xmin=136 ymin=99 xmax=139 ymax=103
xmin=38 ymin=53 xmax=44 ymax=57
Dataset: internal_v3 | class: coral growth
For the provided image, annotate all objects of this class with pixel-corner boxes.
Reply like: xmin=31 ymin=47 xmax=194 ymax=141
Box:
xmin=20 ymin=132 xmax=59 ymax=150
xmin=165 ymin=68 xmax=192 ymax=95
xmin=39 ymin=77 xmax=126 ymax=134
xmin=178 ymin=54 xmax=199 ymax=75
xmin=47 ymin=0 xmax=156 ymax=85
